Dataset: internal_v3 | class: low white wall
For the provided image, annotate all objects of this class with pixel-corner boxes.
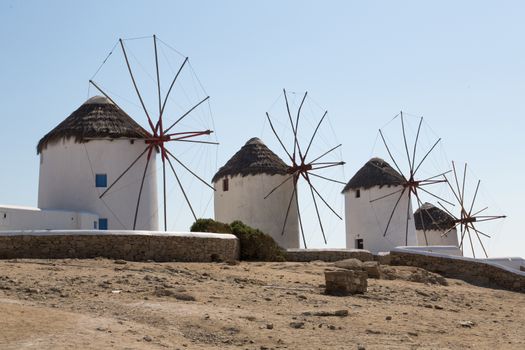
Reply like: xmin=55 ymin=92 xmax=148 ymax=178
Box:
xmin=484 ymin=257 xmax=525 ymax=272
xmin=397 ymin=245 xmax=463 ymax=257
xmin=0 ymin=205 xmax=98 ymax=231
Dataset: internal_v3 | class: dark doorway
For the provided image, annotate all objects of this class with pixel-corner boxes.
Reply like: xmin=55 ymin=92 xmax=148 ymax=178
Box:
xmin=355 ymin=238 xmax=364 ymax=249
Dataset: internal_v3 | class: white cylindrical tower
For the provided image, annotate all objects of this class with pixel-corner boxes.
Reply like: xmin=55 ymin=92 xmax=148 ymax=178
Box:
xmin=342 ymin=157 xmax=417 ymax=253
xmin=212 ymin=138 xmax=299 ymax=249
xmin=414 ymin=202 xmax=459 ymax=247
xmin=37 ymin=96 xmax=158 ymax=230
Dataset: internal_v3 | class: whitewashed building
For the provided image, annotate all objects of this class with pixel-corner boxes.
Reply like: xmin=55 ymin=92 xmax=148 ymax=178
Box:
xmin=414 ymin=202 xmax=459 ymax=247
xmin=342 ymin=157 xmax=417 ymax=253
xmin=1 ymin=95 xmax=158 ymax=231
xmin=213 ymin=137 xmax=299 ymax=248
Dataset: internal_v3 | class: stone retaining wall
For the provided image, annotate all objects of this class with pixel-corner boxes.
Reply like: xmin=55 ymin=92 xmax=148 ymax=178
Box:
xmin=0 ymin=231 xmax=239 ymax=262
xmin=285 ymin=249 xmax=374 ymax=262
xmin=390 ymin=249 xmax=524 ymax=293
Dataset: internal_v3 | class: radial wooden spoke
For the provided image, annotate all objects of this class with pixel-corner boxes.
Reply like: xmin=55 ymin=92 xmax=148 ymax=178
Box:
xmin=133 ymin=147 xmax=154 ymax=230
xmin=310 ymin=161 xmax=344 ymax=166
xmin=303 ymin=111 xmax=327 ymax=162
xmin=164 ymin=96 xmax=210 ymax=134
xmin=400 ymin=112 xmax=414 ymax=175
xmin=309 ymin=182 xmax=343 ymax=220
xmin=294 ymin=181 xmax=308 ymax=249
xmin=461 ymin=163 xmax=467 ymax=208
xmin=88 ymin=80 xmax=134 ymax=121
xmin=153 ymin=35 xmax=162 ymax=124
xmin=310 ymin=162 xmax=345 ymax=171
xmin=307 ymin=172 xmax=346 ymax=185
xmin=421 ymin=170 xmax=452 ymax=182
xmin=161 ymin=145 xmax=167 ymax=231
xmin=413 ymin=189 xmax=429 ymax=245
xmin=468 ymin=180 xmax=481 ymax=216
xmin=307 ymin=178 xmax=327 ymax=244
xmin=165 ymin=153 xmax=197 ymax=221
xmin=99 ymin=145 xmax=152 ymax=198
xmin=468 ymin=224 xmax=491 ymax=238
xmin=411 ymin=117 xmax=423 ymax=175
xmin=440 ymin=224 xmax=458 ymax=238
xmin=466 ymin=225 xmax=476 ymax=258
xmin=283 ymin=89 xmax=297 ymax=157
xmin=413 ymin=138 xmax=441 ymax=176
xmin=444 ymin=175 xmax=463 ymax=206
xmin=293 ymin=91 xmax=307 ymax=159
xmin=160 ymin=57 xmax=189 ymax=118
xmin=280 ymin=181 xmax=297 ymax=235
xmin=266 ymin=112 xmax=294 ymax=163
xmin=437 ymin=201 xmax=458 ymax=220
xmin=171 ymin=139 xmax=219 ymax=145
xmin=474 ymin=216 xmax=506 ymax=223
xmin=458 ymin=225 xmax=467 ymax=251
xmin=382 ymin=188 xmax=407 ymax=237
xmin=471 ymin=206 xmax=488 ymax=216
xmin=369 ymin=188 xmax=404 ymax=203
xmin=404 ymin=191 xmax=412 ymax=245
xmin=165 ymin=149 xmax=215 ymax=191
xmin=417 ymin=186 xmax=455 ymax=206
xmin=379 ymin=129 xmax=405 ymax=179
xmin=451 ymin=162 xmax=464 ymax=207
xmin=309 ymin=144 xmax=342 ymax=164
xmin=119 ymin=39 xmax=155 ymax=132
xmin=472 ymin=224 xmax=489 ymax=258
xmin=264 ymin=174 xmax=294 ymax=199
xmin=418 ymin=179 xmax=448 ymax=186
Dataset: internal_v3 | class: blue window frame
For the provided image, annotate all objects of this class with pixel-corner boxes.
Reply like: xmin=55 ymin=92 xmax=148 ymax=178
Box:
xmin=99 ymin=218 xmax=108 ymax=230
xmin=95 ymin=174 xmax=107 ymax=188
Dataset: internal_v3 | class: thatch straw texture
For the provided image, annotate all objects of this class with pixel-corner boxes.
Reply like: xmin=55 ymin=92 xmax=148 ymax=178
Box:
xmin=37 ymin=96 xmax=151 ymax=154
xmin=342 ymin=157 xmax=404 ymax=193
xmin=212 ymin=138 xmax=289 ymax=183
xmin=414 ymin=202 xmax=456 ymax=231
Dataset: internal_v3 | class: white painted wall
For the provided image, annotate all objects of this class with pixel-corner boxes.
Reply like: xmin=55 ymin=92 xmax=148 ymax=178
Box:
xmin=214 ymin=173 xmax=300 ymax=249
xmin=416 ymin=228 xmax=459 ymax=247
xmin=344 ymin=185 xmax=417 ymax=253
xmin=38 ymin=139 xmax=158 ymax=230
xmin=398 ymin=245 xmax=463 ymax=256
xmin=0 ymin=205 xmax=98 ymax=231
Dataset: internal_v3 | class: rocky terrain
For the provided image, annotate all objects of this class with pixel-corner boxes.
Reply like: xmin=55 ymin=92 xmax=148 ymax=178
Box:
xmin=0 ymin=258 xmax=523 ymax=349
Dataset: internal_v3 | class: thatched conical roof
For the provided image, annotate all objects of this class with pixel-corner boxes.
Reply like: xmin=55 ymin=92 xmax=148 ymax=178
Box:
xmin=212 ymin=137 xmax=289 ymax=183
xmin=342 ymin=157 xmax=405 ymax=193
xmin=37 ymin=96 xmax=151 ymax=154
xmin=414 ymin=202 xmax=456 ymax=231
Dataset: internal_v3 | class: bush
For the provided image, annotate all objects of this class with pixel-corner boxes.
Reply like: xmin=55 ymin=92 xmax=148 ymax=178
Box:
xmin=190 ymin=218 xmax=231 ymax=234
xmin=190 ymin=219 xmax=285 ymax=261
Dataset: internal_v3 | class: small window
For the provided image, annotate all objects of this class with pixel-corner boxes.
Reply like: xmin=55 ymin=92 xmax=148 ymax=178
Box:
xmin=222 ymin=178 xmax=229 ymax=191
xmin=99 ymin=218 xmax=108 ymax=230
xmin=356 ymin=238 xmax=364 ymax=249
xmin=96 ymin=174 xmax=107 ymax=188
xmin=355 ymin=189 xmax=360 ymax=198
xmin=93 ymin=221 xmax=97 ymax=229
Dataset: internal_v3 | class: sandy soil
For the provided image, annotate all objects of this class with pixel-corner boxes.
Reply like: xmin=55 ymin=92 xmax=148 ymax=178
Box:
xmin=0 ymin=258 xmax=523 ymax=350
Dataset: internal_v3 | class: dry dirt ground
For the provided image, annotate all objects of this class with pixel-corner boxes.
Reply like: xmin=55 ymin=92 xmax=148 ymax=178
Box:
xmin=0 ymin=258 xmax=523 ymax=350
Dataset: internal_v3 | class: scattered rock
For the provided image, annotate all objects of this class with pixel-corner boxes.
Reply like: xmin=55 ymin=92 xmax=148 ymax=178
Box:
xmin=174 ymin=293 xmax=196 ymax=301
xmin=303 ymin=310 xmax=349 ymax=317
xmin=325 ymin=270 xmax=367 ymax=295
xmin=407 ymin=331 xmax=419 ymax=337
xmin=266 ymin=323 xmax=274 ymax=330
xmin=289 ymin=322 xmax=305 ymax=329
xmin=385 ymin=316 xmax=392 ymax=321
xmin=334 ymin=258 xmax=363 ymax=270
xmin=362 ymin=261 xmax=380 ymax=279
xmin=357 ymin=344 xmax=366 ymax=350
xmin=143 ymin=335 xmax=152 ymax=342
xmin=459 ymin=320 xmax=476 ymax=328
xmin=114 ymin=260 xmax=127 ymax=265
xmin=434 ymin=305 xmax=444 ymax=310
xmin=366 ymin=329 xmax=381 ymax=335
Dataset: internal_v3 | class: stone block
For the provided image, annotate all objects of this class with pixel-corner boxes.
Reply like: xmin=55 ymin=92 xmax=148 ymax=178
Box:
xmin=325 ymin=269 xmax=367 ymax=295
xmin=362 ymin=261 xmax=381 ymax=279
xmin=334 ymin=258 xmax=363 ymax=270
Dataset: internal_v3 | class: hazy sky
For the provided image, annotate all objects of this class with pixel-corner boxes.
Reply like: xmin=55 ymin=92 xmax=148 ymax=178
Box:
xmin=0 ymin=1 xmax=523 ymax=257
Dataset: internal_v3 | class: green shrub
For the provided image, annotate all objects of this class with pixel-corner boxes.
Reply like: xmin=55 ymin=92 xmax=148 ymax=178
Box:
xmin=190 ymin=219 xmax=285 ymax=262
xmin=190 ymin=218 xmax=231 ymax=234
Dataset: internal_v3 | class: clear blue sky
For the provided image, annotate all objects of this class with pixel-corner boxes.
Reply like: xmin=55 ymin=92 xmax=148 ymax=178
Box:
xmin=0 ymin=1 xmax=523 ymax=257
